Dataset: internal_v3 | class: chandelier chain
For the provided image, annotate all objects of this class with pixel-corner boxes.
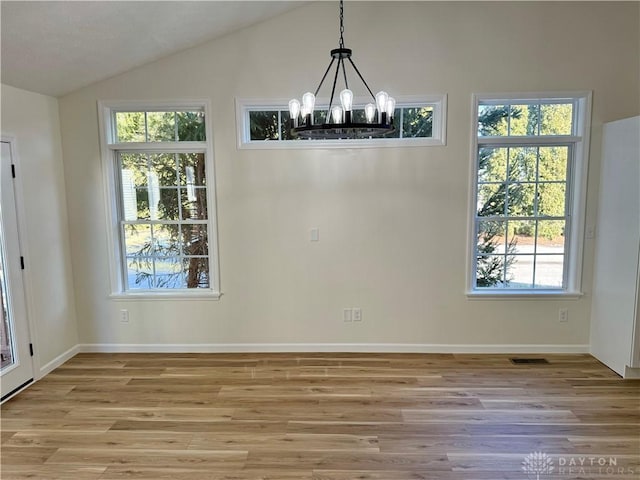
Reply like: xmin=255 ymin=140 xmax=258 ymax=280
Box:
xmin=339 ymin=0 xmax=344 ymax=49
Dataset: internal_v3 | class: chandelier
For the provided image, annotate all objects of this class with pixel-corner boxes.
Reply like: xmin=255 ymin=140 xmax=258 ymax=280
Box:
xmin=288 ymin=0 xmax=395 ymax=140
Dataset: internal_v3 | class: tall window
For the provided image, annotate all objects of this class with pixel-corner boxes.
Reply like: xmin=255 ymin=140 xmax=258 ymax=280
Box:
xmin=470 ymin=93 xmax=591 ymax=295
xmin=99 ymin=102 xmax=220 ymax=296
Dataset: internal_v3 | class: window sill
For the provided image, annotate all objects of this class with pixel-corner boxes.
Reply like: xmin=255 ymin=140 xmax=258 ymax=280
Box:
xmin=109 ymin=291 xmax=221 ymax=301
xmin=239 ymin=137 xmax=446 ymax=150
xmin=466 ymin=290 xmax=583 ymax=300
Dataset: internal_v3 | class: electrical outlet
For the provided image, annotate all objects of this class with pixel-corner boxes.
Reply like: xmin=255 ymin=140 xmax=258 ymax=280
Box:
xmin=120 ymin=309 xmax=129 ymax=323
xmin=352 ymin=308 xmax=362 ymax=322
xmin=559 ymin=308 xmax=568 ymax=323
xmin=343 ymin=308 xmax=352 ymax=322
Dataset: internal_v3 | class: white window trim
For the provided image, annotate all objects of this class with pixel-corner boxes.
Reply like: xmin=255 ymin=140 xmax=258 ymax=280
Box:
xmin=97 ymin=100 xmax=221 ymax=299
xmin=466 ymin=91 xmax=592 ymax=298
xmin=235 ymin=94 xmax=447 ymax=150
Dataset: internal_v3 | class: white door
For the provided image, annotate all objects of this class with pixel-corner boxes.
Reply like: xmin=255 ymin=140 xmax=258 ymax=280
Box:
xmin=0 ymin=140 xmax=33 ymax=400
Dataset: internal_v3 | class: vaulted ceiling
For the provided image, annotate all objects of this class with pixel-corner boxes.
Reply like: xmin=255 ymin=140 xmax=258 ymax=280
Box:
xmin=1 ymin=1 xmax=303 ymax=97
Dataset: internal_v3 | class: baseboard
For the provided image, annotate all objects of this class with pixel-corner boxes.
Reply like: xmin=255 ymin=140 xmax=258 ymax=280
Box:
xmin=78 ymin=343 xmax=590 ymax=354
xmin=624 ymin=366 xmax=640 ymax=379
xmin=39 ymin=344 xmax=80 ymax=378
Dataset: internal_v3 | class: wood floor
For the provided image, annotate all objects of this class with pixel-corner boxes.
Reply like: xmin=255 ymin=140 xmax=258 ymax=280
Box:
xmin=1 ymin=353 xmax=639 ymax=479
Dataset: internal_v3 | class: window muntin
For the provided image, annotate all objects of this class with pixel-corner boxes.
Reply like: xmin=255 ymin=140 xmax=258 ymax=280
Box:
xmin=237 ymin=96 xmax=446 ymax=148
xmin=100 ymin=103 xmax=218 ymax=295
xmin=471 ymin=95 xmax=589 ymax=294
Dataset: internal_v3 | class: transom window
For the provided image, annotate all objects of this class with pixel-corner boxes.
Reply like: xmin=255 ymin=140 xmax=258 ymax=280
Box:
xmin=99 ymin=102 xmax=220 ymax=296
xmin=236 ymin=95 xmax=446 ymax=148
xmin=470 ymin=93 xmax=591 ymax=295
xmin=114 ymin=110 xmax=206 ymax=143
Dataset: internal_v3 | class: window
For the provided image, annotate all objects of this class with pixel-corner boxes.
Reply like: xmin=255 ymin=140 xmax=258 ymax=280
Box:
xmin=99 ymin=102 xmax=220 ymax=297
xmin=236 ymin=95 xmax=447 ymax=148
xmin=469 ymin=93 xmax=591 ymax=296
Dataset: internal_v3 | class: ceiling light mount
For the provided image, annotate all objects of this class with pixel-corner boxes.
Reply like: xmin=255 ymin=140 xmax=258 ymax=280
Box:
xmin=289 ymin=0 xmax=395 ymax=140
xmin=330 ymin=48 xmax=352 ymax=60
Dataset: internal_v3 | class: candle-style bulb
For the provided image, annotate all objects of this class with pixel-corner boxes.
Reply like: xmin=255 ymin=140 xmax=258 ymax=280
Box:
xmin=339 ymin=89 xmax=353 ymax=112
xmin=375 ymin=91 xmax=389 ymax=114
xmin=364 ymin=103 xmax=376 ymax=123
xmin=386 ymin=97 xmax=396 ymax=119
xmin=288 ymin=99 xmax=300 ymax=120
xmin=331 ymin=105 xmax=343 ymax=124
xmin=302 ymin=92 xmax=316 ymax=115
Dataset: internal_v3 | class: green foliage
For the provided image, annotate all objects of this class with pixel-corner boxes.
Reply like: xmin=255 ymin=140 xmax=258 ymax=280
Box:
xmin=250 ymin=111 xmax=279 ymax=141
xmin=176 ymin=112 xmax=206 ymax=141
xmin=540 ymin=104 xmax=572 ymax=135
xmin=116 ymin=112 xmax=145 ymax=142
xmin=402 ymin=107 xmax=433 ymax=138
xmin=478 ymin=105 xmax=510 ymax=136
xmin=476 ymin=220 xmax=517 ymax=287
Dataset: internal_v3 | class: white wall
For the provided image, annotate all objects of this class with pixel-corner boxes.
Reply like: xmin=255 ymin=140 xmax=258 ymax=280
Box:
xmin=1 ymin=84 xmax=79 ymax=370
xmin=58 ymin=2 xmax=640 ymax=351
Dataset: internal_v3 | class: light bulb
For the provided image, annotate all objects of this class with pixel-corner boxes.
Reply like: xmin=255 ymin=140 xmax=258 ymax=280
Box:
xmin=339 ymin=89 xmax=353 ymax=112
xmin=375 ymin=91 xmax=389 ymax=114
xmin=331 ymin=105 xmax=343 ymax=124
xmin=386 ymin=97 xmax=396 ymax=119
xmin=288 ymin=99 xmax=300 ymax=120
xmin=302 ymin=92 xmax=316 ymax=115
xmin=300 ymin=104 xmax=309 ymax=117
xmin=364 ymin=103 xmax=376 ymax=123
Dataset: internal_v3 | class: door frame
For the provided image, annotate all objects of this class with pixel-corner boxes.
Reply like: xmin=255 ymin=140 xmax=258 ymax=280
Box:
xmin=1 ymin=135 xmax=38 ymax=401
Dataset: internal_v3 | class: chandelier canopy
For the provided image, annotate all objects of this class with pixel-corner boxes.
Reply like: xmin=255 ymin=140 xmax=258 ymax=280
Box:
xmin=288 ymin=0 xmax=395 ymax=140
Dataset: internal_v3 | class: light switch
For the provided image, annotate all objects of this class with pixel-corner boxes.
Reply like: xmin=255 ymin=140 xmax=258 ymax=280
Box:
xmin=310 ymin=228 xmax=319 ymax=242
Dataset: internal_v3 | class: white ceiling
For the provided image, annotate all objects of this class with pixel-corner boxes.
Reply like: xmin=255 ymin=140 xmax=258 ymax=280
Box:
xmin=1 ymin=1 xmax=303 ymax=97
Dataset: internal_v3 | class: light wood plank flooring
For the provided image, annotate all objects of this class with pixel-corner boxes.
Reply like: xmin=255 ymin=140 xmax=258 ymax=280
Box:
xmin=1 ymin=353 xmax=639 ymax=479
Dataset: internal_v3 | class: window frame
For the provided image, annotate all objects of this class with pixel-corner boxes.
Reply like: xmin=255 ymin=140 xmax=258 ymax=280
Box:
xmin=236 ymin=95 xmax=447 ymax=149
xmin=467 ymin=92 xmax=592 ymax=298
xmin=98 ymin=100 xmax=221 ymax=299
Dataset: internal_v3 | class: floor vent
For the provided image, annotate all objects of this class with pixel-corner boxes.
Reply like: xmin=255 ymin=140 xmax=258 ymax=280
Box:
xmin=510 ymin=358 xmax=549 ymax=365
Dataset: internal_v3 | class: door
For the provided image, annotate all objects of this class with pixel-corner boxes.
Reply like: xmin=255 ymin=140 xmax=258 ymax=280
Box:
xmin=0 ymin=140 xmax=33 ymax=400
xmin=590 ymin=116 xmax=640 ymax=376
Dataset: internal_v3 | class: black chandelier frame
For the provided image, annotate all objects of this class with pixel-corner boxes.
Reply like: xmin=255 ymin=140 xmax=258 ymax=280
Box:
xmin=290 ymin=1 xmax=395 ymax=139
